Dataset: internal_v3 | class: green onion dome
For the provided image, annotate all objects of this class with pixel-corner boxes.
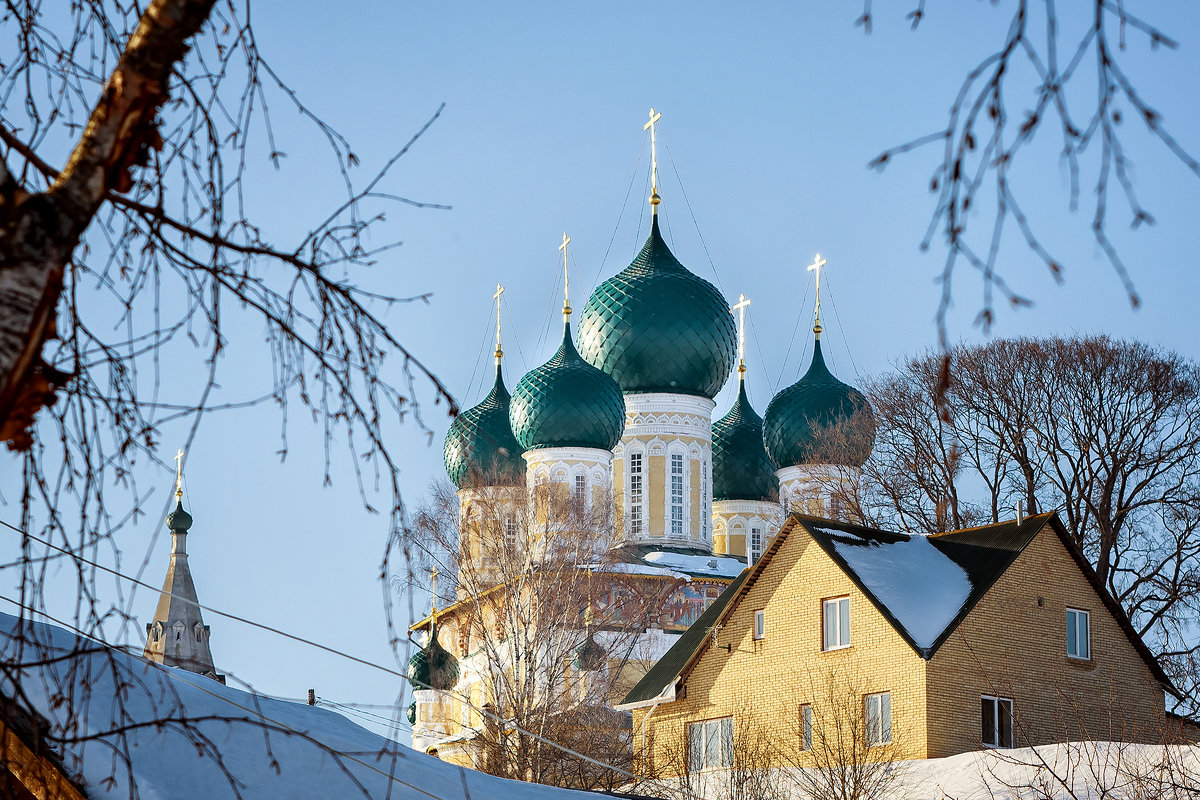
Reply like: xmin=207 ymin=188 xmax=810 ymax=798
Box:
xmin=509 ymin=320 xmax=626 ymax=451
xmin=166 ymin=498 xmax=193 ymax=532
xmin=712 ymin=379 xmax=778 ymax=502
xmin=406 ymin=701 xmax=417 ymax=725
xmin=578 ymin=217 xmax=736 ymax=398
xmin=573 ymin=632 xmax=607 ymax=672
xmin=444 ymin=363 xmax=525 ymax=488
xmin=407 ymin=620 xmax=460 ymax=692
xmin=763 ymin=339 xmax=875 ymax=469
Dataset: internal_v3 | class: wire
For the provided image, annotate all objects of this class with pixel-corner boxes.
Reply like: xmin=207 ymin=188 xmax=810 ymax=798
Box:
xmin=661 ymin=135 xmax=727 ymax=294
xmin=591 ymin=136 xmax=647 ymax=290
xmin=822 ymin=271 xmax=864 ymax=380
xmin=0 ymin=518 xmax=667 ymax=789
xmin=775 ymin=275 xmax=812 ymax=391
xmin=0 ymin=595 xmax=450 ymax=800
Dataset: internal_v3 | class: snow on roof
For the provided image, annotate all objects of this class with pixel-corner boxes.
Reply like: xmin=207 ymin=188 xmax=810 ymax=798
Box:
xmin=588 ymin=561 xmax=691 ymax=580
xmin=0 ymin=612 xmax=610 ymax=799
xmin=809 ymin=524 xmax=972 ymax=651
xmin=641 ymin=551 xmax=746 ymax=578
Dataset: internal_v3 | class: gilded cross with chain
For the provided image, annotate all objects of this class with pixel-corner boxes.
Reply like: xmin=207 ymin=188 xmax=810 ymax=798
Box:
xmin=559 ymin=233 xmax=572 ymax=316
xmin=174 ymin=449 xmax=184 ymax=499
xmin=644 ymin=108 xmax=662 ymax=212
xmin=493 ymin=283 xmax=504 ymax=362
xmin=807 ymin=253 xmax=828 ymax=336
xmin=730 ymin=294 xmax=751 ymax=376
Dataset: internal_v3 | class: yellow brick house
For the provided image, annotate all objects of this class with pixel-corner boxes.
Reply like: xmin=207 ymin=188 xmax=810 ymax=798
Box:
xmin=618 ymin=511 xmax=1179 ymax=770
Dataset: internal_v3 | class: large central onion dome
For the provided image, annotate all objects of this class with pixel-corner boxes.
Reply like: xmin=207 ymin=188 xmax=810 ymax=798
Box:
xmin=763 ymin=339 xmax=875 ymax=468
xmin=407 ymin=619 xmax=459 ymax=692
xmin=444 ymin=363 xmax=525 ymax=488
xmin=510 ymin=320 xmax=625 ymax=451
xmin=578 ymin=217 xmax=736 ymax=398
xmin=712 ymin=380 xmax=778 ymax=502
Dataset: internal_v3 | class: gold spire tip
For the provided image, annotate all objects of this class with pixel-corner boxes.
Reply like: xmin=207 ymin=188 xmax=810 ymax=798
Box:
xmin=731 ymin=294 xmax=751 ymax=378
xmin=173 ymin=449 xmax=184 ymax=500
xmin=559 ymin=232 xmax=572 ymax=317
xmin=493 ymin=283 xmax=505 ymax=363
xmin=644 ymin=108 xmax=662 ymax=213
xmin=806 ymin=253 xmax=828 ymax=337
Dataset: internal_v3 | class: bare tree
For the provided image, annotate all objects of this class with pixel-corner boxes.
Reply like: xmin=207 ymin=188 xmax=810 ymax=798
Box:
xmin=862 ymin=3 xmax=1200 ymax=355
xmin=409 ymin=475 xmax=667 ymax=790
xmin=864 ymin=336 xmax=1200 ymax=713
xmin=1 ymin=1 xmax=449 ymax=793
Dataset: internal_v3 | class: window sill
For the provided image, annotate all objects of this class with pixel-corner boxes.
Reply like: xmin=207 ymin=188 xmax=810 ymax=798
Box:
xmin=822 ymin=644 xmax=852 ymax=653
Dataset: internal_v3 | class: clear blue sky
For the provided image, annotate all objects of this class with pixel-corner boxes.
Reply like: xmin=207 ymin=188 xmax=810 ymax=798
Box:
xmin=3 ymin=3 xmax=1198 ymax=742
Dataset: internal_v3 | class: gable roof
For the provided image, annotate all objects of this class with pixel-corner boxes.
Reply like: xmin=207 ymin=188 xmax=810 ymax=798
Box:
xmin=620 ymin=512 xmax=1175 ymax=708
xmin=618 ymin=569 xmax=749 ymax=707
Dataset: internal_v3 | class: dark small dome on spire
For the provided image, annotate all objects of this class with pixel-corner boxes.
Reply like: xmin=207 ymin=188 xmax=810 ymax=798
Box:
xmin=712 ymin=380 xmax=778 ymax=502
xmin=166 ymin=498 xmax=193 ymax=532
xmin=763 ymin=339 xmax=875 ymax=469
xmin=406 ymin=701 xmax=417 ymax=725
xmin=444 ymin=363 xmax=526 ymax=488
xmin=510 ymin=320 xmax=625 ymax=451
xmin=578 ymin=217 xmax=736 ymax=398
xmin=573 ymin=632 xmax=607 ymax=672
xmin=407 ymin=620 xmax=460 ymax=692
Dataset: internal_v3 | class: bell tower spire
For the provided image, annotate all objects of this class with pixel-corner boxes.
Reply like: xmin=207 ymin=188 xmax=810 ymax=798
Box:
xmin=143 ymin=454 xmax=223 ymax=682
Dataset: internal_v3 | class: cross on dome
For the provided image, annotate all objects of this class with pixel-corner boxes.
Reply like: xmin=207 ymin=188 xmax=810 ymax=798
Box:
xmin=730 ymin=294 xmax=751 ymax=376
xmin=807 ymin=253 xmax=828 ymax=336
xmin=174 ymin=448 xmax=185 ymax=499
xmin=493 ymin=283 xmax=504 ymax=361
xmin=644 ymin=108 xmax=662 ymax=213
xmin=559 ymin=233 xmax=572 ymax=317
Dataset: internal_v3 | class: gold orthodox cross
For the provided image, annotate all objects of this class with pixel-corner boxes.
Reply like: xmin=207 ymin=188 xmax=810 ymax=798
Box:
xmin=559 ymin=232 xmax=572 ymax=316
xmin=807 ymin=253 xmax=828 ymax=334
xmin=174 ymin=449 xmax=184 ymax=499
xmin=644 ymin=108 xmax=662 ymax=212
xmin=730 ymin=294 xmax=751 ymax=375
xmin=430 ymin=565 xmax=440 ymax=625
xmin=493 ymin=283 xmax=505 ymax=361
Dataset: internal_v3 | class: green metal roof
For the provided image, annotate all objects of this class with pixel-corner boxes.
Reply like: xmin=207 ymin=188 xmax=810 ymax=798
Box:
xmin=443 ymin=363 xmax=526 ymax=488
xmin=762 ymin=338 xmax=874 ymax=468
xmin=578 ymin=217 xmax=736 ymax=398
xmin=407 ymin=620 xmax=460 ymax=691
xmin=509 ymin=320 xmax=626 ymax=451
xmin=573 ymin=632 xmax=607 ymax=671
xmin=711 ymin=379 xmax=778 ymax=502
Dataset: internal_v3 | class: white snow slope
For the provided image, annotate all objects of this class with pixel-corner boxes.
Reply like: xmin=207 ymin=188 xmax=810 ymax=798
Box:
xmin=0 ymin=612 xmax=602 ymax=800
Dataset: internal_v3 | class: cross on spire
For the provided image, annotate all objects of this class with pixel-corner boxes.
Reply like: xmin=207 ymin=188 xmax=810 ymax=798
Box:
xmin=430 ymin=565 xmax=440 ymax=627
xmin=730 ymin=294 xmax=751 ymax=377
xmin=644 ymin=108 xmax=662 ymax=214
xmin=174 ymin=449 xmax=185 ymax=499
xmin=559 ymin=232 xmax=572 ymax=317
xmin=493 ymin=283 xmax=505 ymax=362
xmin=807 ymin=253 xmax=828 ymax=337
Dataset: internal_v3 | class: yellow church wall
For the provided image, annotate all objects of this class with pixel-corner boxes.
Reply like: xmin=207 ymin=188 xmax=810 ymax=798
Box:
xmin=636 ymin=524 xmax=930 ymax=772
xmin=924 ymin=523 xmax=1167 ymax=757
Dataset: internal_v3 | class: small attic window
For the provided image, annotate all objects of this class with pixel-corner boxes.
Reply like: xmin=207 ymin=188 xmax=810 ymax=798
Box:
xmin=822 ymin=597 xmax=850 ymax=651
xmin=753 ymin=610 xmax=765 ymax=640
xmin=1066 ymin=608 xmax=1091 ymax=660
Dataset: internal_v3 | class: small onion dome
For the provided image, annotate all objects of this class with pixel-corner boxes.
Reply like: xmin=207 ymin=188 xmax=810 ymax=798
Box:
xmin=763 ymin=339 xmax=875 ymax=469
xmin=573 ymin=632 xmax=607 ymax=672
xmin=444 ymin=363 xmax=525 ymax=488
xmin=578 ymin=216 xmax=736 ymax=398
xmin=166 ymin=498 xmax=193 ymax=532
xmin=509 ymin=320 xmax=625 ymax=451
xmin=407 ymin=621 xmax=460 ymax=691
xmin=712 ymin=380 xmax=778 ymax=502
xmin=406 ymin=701 xmax=417 ymax=725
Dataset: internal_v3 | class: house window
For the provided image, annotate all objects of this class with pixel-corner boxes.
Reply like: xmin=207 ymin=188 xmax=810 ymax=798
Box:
xmin=865 ymin=692 xmax=892 ymax=746
xmin=671 ymin=454 xmax=685 ymax=536
xmin=1066 ymin=608 xmax=1090 ymax=660
xmin=753 ymin=610 xmax=765 ymax=640
xmin=799 ymin=704 xmax=813 ymax=751
xmin=822 ymin=597 xmax=850 ymax=650
xmin=687 ymin=717 xmax=733 ymax=771
xmin=629 ymin=453 xmax=643 ymax=536
xmin=504 ymin=517 xmax=517 ymax=549
xmin=749 ymin=527 xmax=763 ymax=564
xmin=981 ymin=695 xmax=1014 ymax=748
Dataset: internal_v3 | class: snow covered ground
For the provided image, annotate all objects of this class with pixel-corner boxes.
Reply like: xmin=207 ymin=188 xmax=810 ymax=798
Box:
xmin=0 ymin=612 xmax=605 ymax=799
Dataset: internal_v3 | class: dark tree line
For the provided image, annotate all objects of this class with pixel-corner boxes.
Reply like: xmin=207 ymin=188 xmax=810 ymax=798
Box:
xmin=858 ymin=336 xmax=1200 ymax=712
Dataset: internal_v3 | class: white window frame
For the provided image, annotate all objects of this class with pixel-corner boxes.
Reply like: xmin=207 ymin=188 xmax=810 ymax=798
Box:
xmin=670 ymin=452 xmax=685 ymax=536
xmin=1066 ymin=608 xmax=1091 ymax=660
xmin=749 ymin=527 xmax=763 ymax=565
xmin=628 ymin=450 xmax=644 ymax=536
xmin=865 ymin=691 xmax=892 ymax=746
xmin=753 ymin=610 xmax=765 ymax=640
xmin=981 ymin=695 xmax=1014 ymax=749
xmin=799 ymin=704 xmax=813 ymax=751
xmin=822 ymin=597 xmax=851 ymax=651
xmin=687 ymin=717 xmax=733 ymax=772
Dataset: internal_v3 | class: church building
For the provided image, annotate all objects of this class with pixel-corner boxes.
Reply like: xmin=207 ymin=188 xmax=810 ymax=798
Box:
xmin=406 ymin=110 xmax=875 ymax=767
